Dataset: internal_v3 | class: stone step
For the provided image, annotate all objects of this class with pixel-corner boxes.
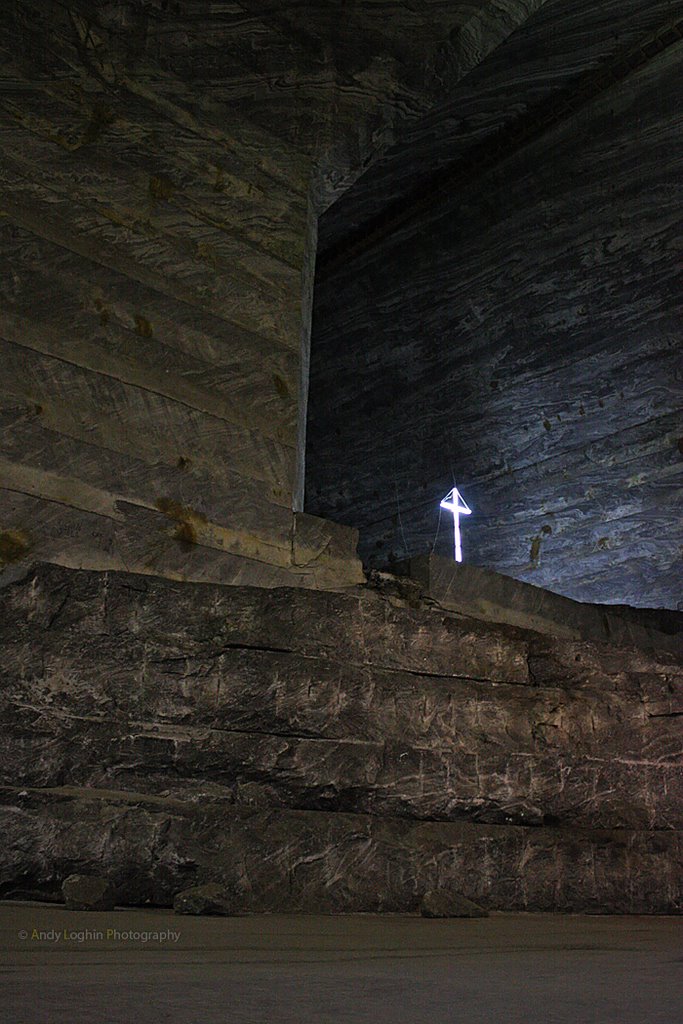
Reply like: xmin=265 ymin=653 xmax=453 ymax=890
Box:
xmin=394 ymin=555 xmax=683 ymax=656
xmin=0 ymin=786 xmax=679 ymax=914
xmin=0 ymin=563 xmax=680 ymax=913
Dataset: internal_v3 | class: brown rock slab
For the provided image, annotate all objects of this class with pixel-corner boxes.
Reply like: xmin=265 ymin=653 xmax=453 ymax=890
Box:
xmin=62 ymin=874 xmax=116 ymax=911
xmin=421 ymin=890 xmax=488 ymax=918
xmin=2 ymin=788 xmax=680 ymax=915
xmin=0 ymin=565 xmax=680 ymax=916
xmin=174 ymin=884 xmax=240 ymax=917
xmin=395 ymin=556 xmax=683 ymax=657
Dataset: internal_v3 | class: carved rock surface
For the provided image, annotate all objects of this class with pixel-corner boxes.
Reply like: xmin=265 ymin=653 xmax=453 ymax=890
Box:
xmin=308 ymin=0 xmax=683 ymax=610
xmin=0 ymin=0 xmax=546 ymax=587
xmin=1 ymin=790 xmax=680 ymax=915
xmin=0 ymin=564 xmax=681 ymax=914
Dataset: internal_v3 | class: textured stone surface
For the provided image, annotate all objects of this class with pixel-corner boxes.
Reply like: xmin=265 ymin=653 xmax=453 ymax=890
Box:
xmin=318 ymin=0 xmax=682 ymax=252
xmin=307 ymin=0 xmax=683 ymax=609
xmin=395 ymin=555 xmax=683 ymax=656
xmin=0 ymin=564 xmax=681 ymax=913
xmin=0 ymin=0 xmax=546 ymax=587
xmin=62 ymin=874 xmax=116 ymax=912
xmin=174 ymin=884 xmax=239 ymax=917
xmin=1 ymin=789 xmax=680 ymax=914
xmin=420 ymin=890 xmax=488 ymax=919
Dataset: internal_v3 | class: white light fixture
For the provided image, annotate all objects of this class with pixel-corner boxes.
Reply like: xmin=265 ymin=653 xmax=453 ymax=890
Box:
xmin=440 ymin=486 xmax=472 ymax=563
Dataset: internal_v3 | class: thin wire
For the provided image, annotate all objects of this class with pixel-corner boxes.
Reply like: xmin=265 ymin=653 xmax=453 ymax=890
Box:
xmin=431 ymin=468 xmax=457 ymax=554
xmin=431 ymin=502 xmax=443 ymax=553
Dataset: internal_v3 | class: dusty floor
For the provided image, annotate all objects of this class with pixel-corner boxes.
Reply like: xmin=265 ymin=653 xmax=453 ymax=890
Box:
xmin=0 ymin=902 xmax=681 ymax=1023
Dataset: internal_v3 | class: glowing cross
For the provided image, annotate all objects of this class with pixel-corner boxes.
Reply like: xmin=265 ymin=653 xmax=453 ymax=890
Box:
xmin=440 ymin=486 xmax=472 ymax=563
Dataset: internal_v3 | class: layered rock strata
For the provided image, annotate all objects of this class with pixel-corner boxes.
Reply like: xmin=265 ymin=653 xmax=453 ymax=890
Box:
xmin=308 ymin=0 xmax=683 ymax=609
xmin=0 ymin=1 xmax=547 ymax=587
xmin=1 ymin=564 xmax=681 ymax=913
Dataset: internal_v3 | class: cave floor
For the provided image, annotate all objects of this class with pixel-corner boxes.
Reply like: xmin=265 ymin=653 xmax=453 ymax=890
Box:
xmin=1 ymin=902 xmax=681 ymax=1023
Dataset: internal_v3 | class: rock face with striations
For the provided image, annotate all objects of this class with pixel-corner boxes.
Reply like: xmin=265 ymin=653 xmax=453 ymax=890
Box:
xmin=0 ymin=0 xmax=550 ymax=591
xmin=0 ymin=564 xmax=681 ymax=914
xmin=307 ymin=0 xmax=683 ymax=610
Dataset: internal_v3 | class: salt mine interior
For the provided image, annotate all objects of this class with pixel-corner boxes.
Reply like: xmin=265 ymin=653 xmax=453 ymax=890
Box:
xmin=0 ymin=2 xmax=681 ymax=1021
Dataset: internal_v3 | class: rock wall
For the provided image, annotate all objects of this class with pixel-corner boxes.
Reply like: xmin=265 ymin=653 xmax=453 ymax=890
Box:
xmin=397 ymin=554 xmax=683 ymax=657
xmin=0 ymin=0 xmax=547 ymax=589
xmin=1 ymin=564 xmax=681 ymax=913
xmin=307 ymin=0 xmax=683 ymax=608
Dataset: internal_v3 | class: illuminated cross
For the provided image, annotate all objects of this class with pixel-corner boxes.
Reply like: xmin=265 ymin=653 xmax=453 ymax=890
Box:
xmin=440 ymin=486 xmax=472 ymax=563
